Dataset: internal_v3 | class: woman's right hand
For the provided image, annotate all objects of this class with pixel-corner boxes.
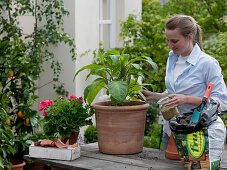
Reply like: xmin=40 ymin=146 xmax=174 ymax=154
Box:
xmin=135 ymin=90 xmax=154 ymax=101
xmin=135 ymin=90 xmax=167 ymax=102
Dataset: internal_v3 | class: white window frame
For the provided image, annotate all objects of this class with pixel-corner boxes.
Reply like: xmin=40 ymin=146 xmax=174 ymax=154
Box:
xmin=99 ymin=0 xmax=116 ymax=49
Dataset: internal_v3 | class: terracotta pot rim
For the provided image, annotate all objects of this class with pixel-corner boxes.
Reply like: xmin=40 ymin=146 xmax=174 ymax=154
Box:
xmin=92 ymin=100 xmax=149 ymax=111
xmin=11 ymin=160 xmax=26 ymax=168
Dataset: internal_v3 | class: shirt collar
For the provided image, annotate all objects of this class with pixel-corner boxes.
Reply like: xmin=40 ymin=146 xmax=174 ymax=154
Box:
xmin=187 ymin=43 xmax=202 ymax=66
xmin=169 ymin=43 xmax=202 ymax=66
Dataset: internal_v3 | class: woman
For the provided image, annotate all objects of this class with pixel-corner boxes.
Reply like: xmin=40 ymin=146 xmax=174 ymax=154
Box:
xmin=136 ymin=14 xmax=227 ymax=150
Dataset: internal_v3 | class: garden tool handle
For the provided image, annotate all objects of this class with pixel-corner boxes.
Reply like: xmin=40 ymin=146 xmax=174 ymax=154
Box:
xmin=203 ymin=82 xmax=214 ymax=103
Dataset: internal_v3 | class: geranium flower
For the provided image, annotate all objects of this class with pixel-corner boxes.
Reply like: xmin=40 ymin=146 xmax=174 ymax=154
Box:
xmin=48 ymin=100 xmax=54 ymax=106
xmin=39 ymin=100 xmax=53 ymax=111
xmin=43 ymin=111 xmax=47 ymax=117
xmin=68 ymin=95 xmax=77 ymax=101
xmin=39 ymin=101 xmax=49 ymax=111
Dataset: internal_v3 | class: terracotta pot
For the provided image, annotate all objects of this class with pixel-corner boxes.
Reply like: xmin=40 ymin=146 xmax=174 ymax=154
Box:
xmin=165 ymin=132 xmax=180 ymax=160
xmin=92 ymin=100 xmax=149 ymax=154
xmin=62 ymin=132 xmax=79 ymax=145
xmin=11 ymin=160 xmax=26 ymax=170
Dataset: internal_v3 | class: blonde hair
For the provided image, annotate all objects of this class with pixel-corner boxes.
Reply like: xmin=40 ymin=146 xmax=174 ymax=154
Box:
xmin=165 ymin=14 xmax=203 ymax=51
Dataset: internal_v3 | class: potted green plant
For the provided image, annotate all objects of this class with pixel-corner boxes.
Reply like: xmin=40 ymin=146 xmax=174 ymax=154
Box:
xmin=74 ymin=49 xmax=158 ymax=154
xmin=0 ymin=86 xmax=27 ymax=170
xmin=39 ymin=95 xmax=94 ymax=144
xmin=0 ymin=126 xmax=28 ymax=170
xmin=0 ymin=116 xmax=16 ymax=169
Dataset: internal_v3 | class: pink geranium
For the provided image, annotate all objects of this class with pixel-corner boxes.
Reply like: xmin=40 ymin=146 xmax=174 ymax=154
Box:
xmin=40 ymin=95 xmax=86 ymax=118
xmin=39 ymin=99 xmax=54 ymax=116
xmin=48 ymin=100 xmax=54 ymax=106
xmin=68 ymin=95 xmax=77 ymax=101
xmin=39 ymin=101 xmax=48 ymax=111
xmin=43 ymin=111 xmax=47 ymax=117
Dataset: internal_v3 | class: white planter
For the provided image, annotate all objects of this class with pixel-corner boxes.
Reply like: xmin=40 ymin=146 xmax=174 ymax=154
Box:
xmin=29 ymin=144 xmax=80 ymax=161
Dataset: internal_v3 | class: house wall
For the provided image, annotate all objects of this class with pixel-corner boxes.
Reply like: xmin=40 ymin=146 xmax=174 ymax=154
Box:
xmin=37 ymin=0 xmax=141 ymax=104
xmin=18 ymin=0 xmax=142 ymax=136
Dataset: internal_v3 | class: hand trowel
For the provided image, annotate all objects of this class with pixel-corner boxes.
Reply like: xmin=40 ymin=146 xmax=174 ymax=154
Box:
xmin=190 ymin=82 xmax=214 ymax=124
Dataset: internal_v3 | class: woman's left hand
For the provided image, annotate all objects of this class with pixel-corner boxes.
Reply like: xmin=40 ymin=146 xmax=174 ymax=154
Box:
xmin=164 ymin=94 xmax=188 ymax=109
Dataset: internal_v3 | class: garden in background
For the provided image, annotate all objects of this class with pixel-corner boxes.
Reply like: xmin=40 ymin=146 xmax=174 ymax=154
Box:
xmin=0 ymin=0 xmax=226 ymax=168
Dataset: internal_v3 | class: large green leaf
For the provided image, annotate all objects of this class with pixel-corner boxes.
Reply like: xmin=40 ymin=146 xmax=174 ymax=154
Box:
xmin=92 ymin=68 xmax=107 ymax=79
xmin=143 ymin=56 xmax=158 ymax=73
xmin=107 ymin=49 xmax=120 ymax=55
xmin=120 ymin=54 xmax=130 ymax=66
xmin=108 ymin=81 xmax=127 ymax=104
xmin=139 ymin=69 xmax=159 ymax=81
xmin=9 ymin=96 xmax=16 ymax=108
xmin=98 ymin=51 xmax=104 ymax=63
xmin=84 ymin=79 xmax=106 ymax=104
xmin=74 ymin=64 xmax=104 ymax=80
xmin=30 ymin=116 xmax=38 ymax=126
xmin=128 ymin=57 xmax=145 ymax=64
xmin=109 ymin=55 xmax=120 ymax=66
xmin=128 ymin=79 xmax=142 ymax=97
xmin=0 ymin=158 xmax=4 ymax=169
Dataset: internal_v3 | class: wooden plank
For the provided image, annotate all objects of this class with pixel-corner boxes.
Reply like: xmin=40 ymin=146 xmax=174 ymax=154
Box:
xmin=24 ymin=143 xmax=186 ymax=170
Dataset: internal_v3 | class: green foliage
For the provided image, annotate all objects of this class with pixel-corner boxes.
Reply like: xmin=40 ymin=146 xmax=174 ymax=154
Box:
xmin=0 ymin=82 xmax=33 ymax=166
xmin=144 ymin=122 xmax=162 ymax=149
xmin=13 ymin=134 xmax=33 ymax=160
xmin=0 ymin=127 xmax=15 ymax=169
xmin=120 ymin=0 xmax=226 ymax=92
xmin=163 ymin=0 xmax=226 ymax=38
xmin=84 ymin=125 xmax=98 ymax=144
xmin=41 ymin=96 xmax=94 ymax=140
xmin=28 ymin=132 xmax=47 ymax=142
xmin=0 ymin=110 xmax=15 ymax=169
xmin=0 ymin=0 xmax=76 ymax=160
xmin=220 ymin=115 xmax=227 ymax=127
xmin=74 ymin=49 xmax=158 ymax=105
xmin=204 ymin=32 xmax=227 ymax=83
xmin=145 ymin=102 xmax=160 ymax=135
xmin=0 ymin=0 xmax=76 ymax=93
xmin=0 ymin=40 xmax=41 ymax=135
xmin=120 ymin=0 xmax=169 ymax=92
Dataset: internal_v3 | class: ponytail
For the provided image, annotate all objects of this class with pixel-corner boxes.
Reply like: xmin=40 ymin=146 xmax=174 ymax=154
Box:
xmin=195 ymin=24 xmax=203 ymax=51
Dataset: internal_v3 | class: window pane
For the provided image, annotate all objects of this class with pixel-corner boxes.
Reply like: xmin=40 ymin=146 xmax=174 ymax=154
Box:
xmin=103 ymin=0 xmax=110 ymax=20
xmin=103 ymin=24 xmax=110 ymax=49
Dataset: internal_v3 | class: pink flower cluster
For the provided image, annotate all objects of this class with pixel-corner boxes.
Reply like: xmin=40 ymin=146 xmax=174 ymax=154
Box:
xmin=39 ymin=100 xmax=53 ymax=117
xmin=68 ymin=95 xmax=83 ymax=103
xmin=39 ymin=95 xmax=84 ymax=117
